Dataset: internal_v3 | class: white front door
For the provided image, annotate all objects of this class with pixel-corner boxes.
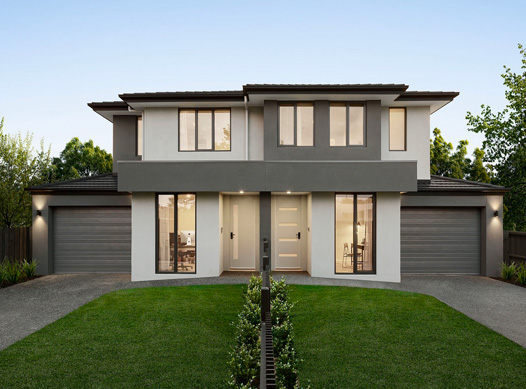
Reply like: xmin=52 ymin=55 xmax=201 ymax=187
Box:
xmin=228 ymin=195 xmax=259 ymax=270
xmin=274 ymin=195 xmax=306 ymax=270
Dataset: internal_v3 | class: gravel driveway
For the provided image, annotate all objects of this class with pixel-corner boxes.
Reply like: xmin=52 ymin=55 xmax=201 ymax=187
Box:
xmin=1 ymin=273 xmax=524 ymax=350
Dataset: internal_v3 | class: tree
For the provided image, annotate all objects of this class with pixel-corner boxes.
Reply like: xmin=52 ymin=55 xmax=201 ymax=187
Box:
xmin=429 ymin=128 xmax=491 ymax=182
xmin=466 ymin=44 xmax=526 ymax=230
xmin=0 ymin=118 xmax=52 ymax=227
xmin=51 ymin=138 xmax=112 ymax=181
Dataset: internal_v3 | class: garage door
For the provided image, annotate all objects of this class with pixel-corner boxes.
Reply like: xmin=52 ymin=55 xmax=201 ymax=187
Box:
xmin=53 ymin=207 xmax=131 ymax=273
xmin=401 ymin=207 xmax=480 ymax=274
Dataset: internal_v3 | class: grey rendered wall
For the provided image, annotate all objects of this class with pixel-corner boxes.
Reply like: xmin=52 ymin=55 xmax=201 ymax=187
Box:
xmin=113 ymin=116 xmax=140 ymax=173
xmin=401 ymin=194 xmax=504 ymax=277
xmin=263 ymin=100 xmax=381 ymax=161
xmin=118 ymin=160 xmax=417 ymax=193
xmin=32 ymin=194 xmax=131 ymax=275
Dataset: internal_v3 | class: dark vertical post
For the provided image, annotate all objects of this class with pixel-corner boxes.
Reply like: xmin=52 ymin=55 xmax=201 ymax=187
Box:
xmin=260 ymin=192 xmax=271 ymax=272
xmin=503 ymin=230 xmax=509 ymax=264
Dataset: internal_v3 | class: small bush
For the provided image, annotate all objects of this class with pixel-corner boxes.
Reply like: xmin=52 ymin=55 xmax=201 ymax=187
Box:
xmin=3 ymin=260 xmax=22 ymax=284
xmin=501 ymin=261 xmax=517 ymax=280
xmin=516 ymin=264 xmax=526 ymax=285
xmin=21 ymin=259 xmax=38 ymax=279
xmin=0 ymin=262 xmax=5 ymax=286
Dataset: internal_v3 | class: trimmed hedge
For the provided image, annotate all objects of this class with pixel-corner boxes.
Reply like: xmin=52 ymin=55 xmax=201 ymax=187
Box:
xmin=227 ymin=275 xmax=306 ymax=389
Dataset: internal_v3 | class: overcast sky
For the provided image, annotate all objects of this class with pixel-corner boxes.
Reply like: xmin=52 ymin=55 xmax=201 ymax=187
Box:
xmin=1 ymin=0 xmax=524 ymax=157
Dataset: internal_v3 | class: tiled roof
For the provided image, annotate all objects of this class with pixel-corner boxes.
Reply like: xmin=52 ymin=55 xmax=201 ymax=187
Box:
xmin=418 ymin=175 xmax=507 ymax=192
xmin=27 ymin=174 xmax=119 ymax=192
xmin=119 ymin=90 xmax=245 ymax=102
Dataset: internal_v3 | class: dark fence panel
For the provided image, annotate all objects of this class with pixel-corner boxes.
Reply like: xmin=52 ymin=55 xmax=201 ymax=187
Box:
xmin=504 ymin=230 xmax=526 ymax=266
xmin=0 ymin=227 xmax=32 ymax=262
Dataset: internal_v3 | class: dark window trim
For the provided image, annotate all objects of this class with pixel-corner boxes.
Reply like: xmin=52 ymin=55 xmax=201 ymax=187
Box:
xmin=334 ymin=193 xmax=377 ymax=275
xmin=136 ymin=116 xmax=143 ymax=157
xmin=277 ymin=102 xmax=315 ymax=147
xmin=389 ymin=107 xmax=407 ymax=151
xmin=155 ymin=193 xmax=197 ymax=274
xmin=329 ymin=102 xmax=367 ymax=148
xmin=178 ymin=108 xmax=232 ymax=152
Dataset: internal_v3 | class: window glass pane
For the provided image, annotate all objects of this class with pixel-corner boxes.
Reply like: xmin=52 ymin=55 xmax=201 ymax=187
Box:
xmin=177 ymin=194 xmax=196 ymax=273
xmin=357 ymin=195 xmax=373 ymax=272
xmin=297 ymin=103 xmax=313 ymax=146
xmin=158 ymin=195 xmax=174 ymax=272
xmin=349 ymin=106 xmax=364 ymax=146
xmin=137 ymin=117 xmax=143 ymax=156
xmin=330 ymin=104 xmax=346 ymax=146
xmin=179 ymin=110 xmax=195 ymax=151
xmin=197 ymin=111 xmax=212 ymax=150
xmin=335 ymin=194 xmax=354 ymax=274
xmin=279 ymin=105 xmax=294 ymax=146
xmin=214 ymin=110 xmax=230 ymax=150
xmin=389 ymin=108 xmax=406 ymax=151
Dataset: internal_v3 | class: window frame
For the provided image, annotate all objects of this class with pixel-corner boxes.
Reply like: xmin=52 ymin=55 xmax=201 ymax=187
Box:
xmin=155 ymin=193 xmax=197 ymax=274
xmin=329 ymin=102 xmax=367 ymax=147
xmin=178 ymin=108 xmax=231 ymax=152
xmin=334 ymin=193 xmax=376 ymax=275
xmin=136 ymin=116 xmax=143 ymax=158
xmin=278 ymin=102 xmax=315 ymax=147
xmin=389 ymin=107 xmax=407 ymax=151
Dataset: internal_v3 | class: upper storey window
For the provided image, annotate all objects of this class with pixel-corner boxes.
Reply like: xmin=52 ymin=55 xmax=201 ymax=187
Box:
xmin=279 ymin=103 xmax=314 ymax=146
xmin=179 ymin=109 xmax=231 ymax=151
xmin=389 ymin=108 xmax=406 ymax=151
xmin=329 ymin=103 xmax=365 ymax=146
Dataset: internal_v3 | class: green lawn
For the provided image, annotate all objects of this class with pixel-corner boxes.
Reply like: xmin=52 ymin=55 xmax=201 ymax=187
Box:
xmin=0 ymin=285 xmax=245 ymax=388
xmin=290 ymin=285 xmax=526 ymax=388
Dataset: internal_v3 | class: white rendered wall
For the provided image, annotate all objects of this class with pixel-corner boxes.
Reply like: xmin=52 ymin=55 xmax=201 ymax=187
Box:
xmin=248 ymin=107 xmax=264 ymax=160
xmin=143 ymin=107 xmax=246 ymax=161
xmin=131 ymin=192 xmax=222 ymax=281
xmin=381 ymin=106 xmax=430 ymax=180
xmin=310 ymin=192 xmax=401 ymax=282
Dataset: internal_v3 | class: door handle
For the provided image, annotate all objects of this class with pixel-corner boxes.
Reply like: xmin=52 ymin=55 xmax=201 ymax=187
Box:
xmin=230 ymin=232 xmax=235 ymax=239
xmin=296 ymin=232 xmax=301 ymax=239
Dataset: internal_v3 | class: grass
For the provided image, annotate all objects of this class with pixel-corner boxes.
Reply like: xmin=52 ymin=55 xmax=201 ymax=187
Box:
xmin=289 ymin=285 xmax=526 ymax=388
xmin=0 ymin=284 xmax=245 ymax=388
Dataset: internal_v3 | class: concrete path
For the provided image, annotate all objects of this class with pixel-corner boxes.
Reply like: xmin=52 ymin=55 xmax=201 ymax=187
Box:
xmin=1 ymin=273 xmax=525 ymax=351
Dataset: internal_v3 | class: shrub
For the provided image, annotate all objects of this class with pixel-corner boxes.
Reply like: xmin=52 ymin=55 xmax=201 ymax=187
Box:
xmin=21 ymin=259 xmax=38 ymax=279
xmin=227 ymin=278 xmax=262 ymax=388
xmin=3 ymin=259 xmax=22 ymax=284
xmin=0 ymin=261 xmax=5 ymax=286
xmin=501 ymin=261 xmax=517 ymax=280
xmin=516 ymin=264 xmax=526 ymax=285
xmin=228 ymin=275 xmax=305 ymax=389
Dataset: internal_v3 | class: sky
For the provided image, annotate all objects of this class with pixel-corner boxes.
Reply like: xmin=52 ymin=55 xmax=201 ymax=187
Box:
xmin=0 ymin=0 xmax=525 ymax=157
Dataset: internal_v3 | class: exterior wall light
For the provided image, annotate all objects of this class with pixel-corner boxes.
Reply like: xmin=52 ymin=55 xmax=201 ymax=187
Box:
xmin=286 ymin=191 xmax=291 ymax=194
xmin=36 ymin=210 xmax=42 ymax=216
xmin=494 ymin=210 xmax=499 ymax=217
xmin=239 ymin=190 xmax=244 ymax=194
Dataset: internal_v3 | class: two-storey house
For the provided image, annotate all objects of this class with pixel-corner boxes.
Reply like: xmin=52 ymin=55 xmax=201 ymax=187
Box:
xmin=29 ymin=84 xmax=506 ymax=282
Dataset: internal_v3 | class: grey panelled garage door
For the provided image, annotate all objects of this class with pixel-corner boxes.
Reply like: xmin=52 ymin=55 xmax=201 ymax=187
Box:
xmin=53 ymin=207 xmax=131 ymax=273
xmin=401 ymin=207 xmax=480 ymax=274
